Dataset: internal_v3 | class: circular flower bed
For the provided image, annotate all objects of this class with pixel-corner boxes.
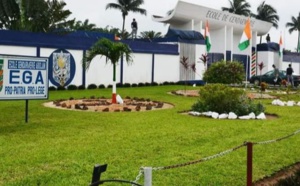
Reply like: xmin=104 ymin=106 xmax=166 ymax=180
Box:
xmin=44 ymin=96 xmax=174 ymax=112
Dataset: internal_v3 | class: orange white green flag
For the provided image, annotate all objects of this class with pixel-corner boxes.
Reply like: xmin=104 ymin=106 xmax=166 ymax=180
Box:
xmin=279 ymin=34 xmax=283 ymax=56
xmin=238 ymin=19 xmax=252 ymax=51
xmin=204 ymin=21 xmax=211 ymax=52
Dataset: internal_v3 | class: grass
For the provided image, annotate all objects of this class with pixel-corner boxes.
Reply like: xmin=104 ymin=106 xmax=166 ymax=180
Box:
xmin=0 ymin=85 xmax=300 ymax=185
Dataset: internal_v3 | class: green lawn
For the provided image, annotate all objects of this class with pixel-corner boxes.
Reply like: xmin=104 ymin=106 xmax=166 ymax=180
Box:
xmin=1 ymin=85 xmax=300 ymax=186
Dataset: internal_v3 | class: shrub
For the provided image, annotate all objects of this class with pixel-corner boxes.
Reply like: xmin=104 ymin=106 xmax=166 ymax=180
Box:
xmin=132 ymin=83 xmax=138 ymax=87
xmin=57 ymin=86 xmax=66 ymax=91
xmin=48 ymin=86 xmax=56 ymax=91
xmin=67 ymin=84 xmax=77 ymax=90
xmin=138 ymin=82 xmax=145 ymax=87
xmin=116 ymin=83 xmax=122 ymax=87
xmin=78 ymin=85 xmax=85 ymax=90
xmin=191 ymin=84 xmax=265 ymax=115
xmin=145 ymin=82 xmax=151 ymax=86
xmin=98 ymin=84 xmax=106 ymax=89
xmin=162 ymin=81 xmax=170 ymax=85
xmin=107 ymin=85 xmax=113 ymax=88
xmin=151 ymin=82 xmax=159 ymax=86
xmin=203 ymin=60 xmax=244 ymax=84
xmin=87 ymin=84 xmax=97 ymax=89
xmin=123 ymin=83 xmax=131 ymax=88
xmin=176 ymin=81 xmax=184 ymax=85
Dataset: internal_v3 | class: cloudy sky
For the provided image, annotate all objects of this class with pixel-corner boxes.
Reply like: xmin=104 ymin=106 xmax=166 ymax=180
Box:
xmin=64 ymin=0 xmax=300 ymax=51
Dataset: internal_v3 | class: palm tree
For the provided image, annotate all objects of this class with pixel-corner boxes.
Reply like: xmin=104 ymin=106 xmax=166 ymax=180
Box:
xmin=221 ymin=0 xmax=251 ymax=17
xmin=84 ymin=38 xmax=133 ymax=103
xmin=139 ymin=30 xmax=162 ymax=40
xmin=71 ymin=19 xmax=97 ymax=31
xmin=286 ymin=13 xmax=300 ymax=53
xmin=105 ymin=0 xmax=147 ymax=38
xmin=44 ymin=0 xmax=74 ymax=33
xmin=251 ymin=1 xmax=279 ymax=43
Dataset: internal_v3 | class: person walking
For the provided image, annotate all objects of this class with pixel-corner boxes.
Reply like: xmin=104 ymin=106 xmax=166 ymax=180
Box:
xmin=286 ymin=64 xmax=294 ymax=88
xmin=131 ymin=18 xmax=138 ymax=39
xmin=272 ymin=64 xmax=280 ymax=86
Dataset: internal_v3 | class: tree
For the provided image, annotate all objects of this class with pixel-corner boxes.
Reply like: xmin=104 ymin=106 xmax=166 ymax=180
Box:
xmin=286 ymin=13 xmax=300 ymax=53
xmin=84 ymin=38 xmax=133 ymax=103
xmin=44 ymin=0 xmax=74 ymax=33
xmin=71 ymin=19 xmax=97 ymax=31
xmin=105 ymin=0 xmax=147 ymax=38
xmin=221 ymin=0 xmax=251 ymax=17
xmin=139 ymin=30 xmax=162 ymax=39
xmin=0 ymin=0 xmax=74 ymax=33
xmin=251 ymin=1 xmax=279 ymax=43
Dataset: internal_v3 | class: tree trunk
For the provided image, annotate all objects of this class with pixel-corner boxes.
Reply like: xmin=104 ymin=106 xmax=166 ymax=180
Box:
xmin=122 ymin=15 xmax=126 ymax=39
xmin=297 ymin=31 xmax=300 ymax=53
xmin=112 ymin=63 xmax=117 ymax=104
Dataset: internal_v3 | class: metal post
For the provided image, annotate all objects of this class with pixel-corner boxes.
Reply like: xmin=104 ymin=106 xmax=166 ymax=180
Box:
xmin=247 ymin=142 xmax=253 ymax=186
xmin=25 ymin=99 xmax=28 ymax=123
xmin=144 ymin=167 xmax=152 ymax=186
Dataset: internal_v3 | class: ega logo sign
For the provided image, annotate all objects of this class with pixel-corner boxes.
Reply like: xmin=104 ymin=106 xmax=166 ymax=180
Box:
xmin=0 ymin=56 xmax=48 ymax=100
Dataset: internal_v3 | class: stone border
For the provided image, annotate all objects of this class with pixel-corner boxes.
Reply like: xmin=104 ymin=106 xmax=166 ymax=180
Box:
xmin=43 ymin=98 xmax=174 ymax=112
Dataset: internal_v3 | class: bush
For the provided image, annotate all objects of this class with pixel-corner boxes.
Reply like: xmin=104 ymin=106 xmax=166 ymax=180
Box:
xmin=48 ymin=86 xmax=56 ymax=91
xmin=107 ymin=85 xmax=113 ymax=88
xmin=78 ymin=85 xmax=85 ymax=90
xmin=57 ymin=86 xmax=66 ymax=91
xmin=123 ymin=83 xmax=131 ymax=88
xmin=67 ymin=84 xmax=77 ymax=90
xmin=98 ymin=84 xmax=106 ymax=89
xmin=191 ymin=84 xmax=265 ymax=115
xmin=138 ymin=82 xmax=145 ymax=87
xmin=116 ymin=83 xmax=122 ymax=87
xmin=131 ymin=83 xmax=138 ymax=87
xmin=151 ymin=82 xmax=159 ymax=86
xmin=162 ymin=81 xmax=170 ymax=85
xmin=145 ymin=82 xmax=151 ymax=86
xmin=87 ymin=84 xmax=97 ymax=89
xmin=203 ymin=60 xmax=244 ymax=84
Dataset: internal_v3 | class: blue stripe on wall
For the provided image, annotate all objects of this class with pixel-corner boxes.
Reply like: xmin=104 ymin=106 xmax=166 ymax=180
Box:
xmin=151 ymin=53 xmax=155 ymax=83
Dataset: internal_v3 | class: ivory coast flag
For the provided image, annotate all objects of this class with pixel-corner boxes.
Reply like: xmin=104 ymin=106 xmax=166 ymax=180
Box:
xmin=279 ymin=35 xmax=283 ymax=56
xmin=204 ymin=21 xmax=211 ymax=52
xmin=238 ymin=19 xmax=252 ymax=51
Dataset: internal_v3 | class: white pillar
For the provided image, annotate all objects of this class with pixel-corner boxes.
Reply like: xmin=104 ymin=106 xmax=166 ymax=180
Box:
xmin=224 ymin=25 xmax=227 ymax=61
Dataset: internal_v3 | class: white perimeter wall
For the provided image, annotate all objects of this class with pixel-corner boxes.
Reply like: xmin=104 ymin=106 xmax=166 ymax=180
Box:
xmin=154 ymin=54 xmax=180 ymax=83
xmin=85 ymin=55 xmax=118 ymax=87
xmin=0 ymin=45 xmax=36 ymax=56
xmin=123 ymin=53 xmax=152 ymax=84
xmin=195 ymin=44 xmax=207 ymax=80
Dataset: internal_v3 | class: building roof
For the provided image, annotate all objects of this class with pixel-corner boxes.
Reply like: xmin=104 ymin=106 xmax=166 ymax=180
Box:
xmin=152 ymin=0 xmax=272 ymax=36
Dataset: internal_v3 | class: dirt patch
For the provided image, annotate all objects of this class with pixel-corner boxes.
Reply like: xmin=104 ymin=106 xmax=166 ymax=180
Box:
xmin=254 ymin=162 xmax=300 ymax=186
xmin=171 ymin=90 xmax=277 ymax=99
xmin=43 ymin=97 xmax=174 ymax=112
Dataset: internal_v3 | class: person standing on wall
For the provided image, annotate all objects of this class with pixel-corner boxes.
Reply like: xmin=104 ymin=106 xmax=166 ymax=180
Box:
xmin=266 ymin=34 xmax=270 ymax=43
xmin=131 ymin=18 xmax=138 ymax=39
xmin=272 ymin=64 xmax=280 ymax=86
xmin=286 ymin=64 xmax=294 ymax=88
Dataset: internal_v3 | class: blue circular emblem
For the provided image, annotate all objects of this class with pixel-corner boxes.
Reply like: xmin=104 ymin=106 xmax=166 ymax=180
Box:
xmin=48 ymin=49 xmax=76 ymax=87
